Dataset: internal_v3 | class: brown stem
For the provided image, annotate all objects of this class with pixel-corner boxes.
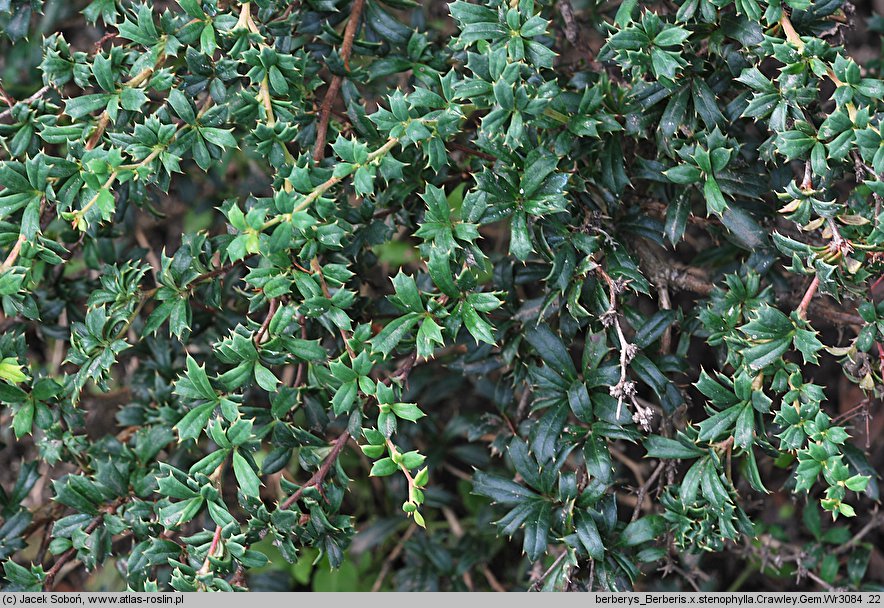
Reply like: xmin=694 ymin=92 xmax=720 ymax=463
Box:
xmin=630 ymin=461 xmax=666 ymax=522
xmin=1 ymin=235 xmax=27 ymax=271
xmin=85 ymin=112 xmax=110 ymax=150
xmin=311 ymin=0 xmax=366 ymax=162
xmin=833 ymin=509 xmax=883 ymax=555
xmin=0 ymin=85 xmax=51 ymax=122
xmin=93 ymin=31 xmax=118 ymax=51
xmin=254 ymin=297 xmax=278 ymax=345
xmin=43 ymin=498 xmax=124 ymax=590
xmin=0 ymin=84 xmax=14 ymax=107
xmin=801 ymin=160 xmax=813 ymax=190
xmin=447 ymin=141 xmax=497 ymax=162
xmin=371 ymin=524 xmax=417 ymax=592
xmin=796 ymin=276 xmax=819 ymax=320
xmin=293 ymin=314 xmax=307 ymax=388
xmin=197 ymin=525 xmax=224 ymax=576
xmin=279 ymin=432 xmax=350 ymax=510
xmin=310 ymin=257 xmax=356 ymax=359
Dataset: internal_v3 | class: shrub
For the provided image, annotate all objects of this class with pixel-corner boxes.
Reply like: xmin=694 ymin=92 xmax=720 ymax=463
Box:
xmin=0 ymin=0 xmax=882 ymax=593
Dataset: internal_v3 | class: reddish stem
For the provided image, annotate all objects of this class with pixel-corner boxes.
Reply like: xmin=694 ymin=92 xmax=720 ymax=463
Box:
xmin=796 ymin=276 xmax=820 ymax=319
xmin=198 ymin=525 xmax=224 ymax=575
xmin=280 ymin=432 xmax=350 ymax=510
xmin=311 ymin=0 xmax=366 ymax=162
xmin=253 ymin=297 xmax=278 ymax=345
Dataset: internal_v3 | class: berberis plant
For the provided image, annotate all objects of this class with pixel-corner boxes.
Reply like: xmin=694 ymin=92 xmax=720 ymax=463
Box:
xmin=0 ymin=0 xmax=882 ymax=593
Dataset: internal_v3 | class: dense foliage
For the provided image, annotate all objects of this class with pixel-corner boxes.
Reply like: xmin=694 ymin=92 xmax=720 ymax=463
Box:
xmin=0 ymin=0 xmax=882 ymax=593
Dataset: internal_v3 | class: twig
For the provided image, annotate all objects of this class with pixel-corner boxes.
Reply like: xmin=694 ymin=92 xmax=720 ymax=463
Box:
xmin=833 ymin=509 xmax=883 ymax=555
xmin=803 ymin=569 xmax=836 ymax=591
xmin=0 ymin=84 xmax=14 ymax=107
xmin=801 ymin=160 xmax=813 ymax=190
xmin=446 ymin=141 xmax=497 ymax=162
xmin=43 ymin=498 xmax=124 ymax=590
xmin=795 ymin=276 xmax=819 ymax=320
xmin=279 ymin=432 xmax=350 ymax=510
xmin=85 ymin=112 xmax=111 ymax=150
xmin=263 ymin=137 xmax=400 ymax=224
xmin=631 ymin=461 xmax=665 ymax=522
xmin=597 ymin=267 xmax=652 ymax=429
xmin=529 ymin=551 xmax=567 ymax=591
xmin=293 ymin=315 xmax=307 ymax=387
xmin=1 ymin=235 xmax=27 ymax=271
xmin=93 ymin=31 xmax=118 ymax=51
xmin=197 ymin=525 xmax=224 ymax=576
xmin=254 ymin=297 xmax=278 ymax=345
xmin=312 ymin=0 xmax=366 ymax=162
xmin=482 ymin=566 xmax=507 ymax=592
xmin=310 ymin=257 xmax=356 ymax=359
xmin=0 ymin=85 xmax=51 ymax=122
xmin=371 ymin=523 xmax=416 ymax=592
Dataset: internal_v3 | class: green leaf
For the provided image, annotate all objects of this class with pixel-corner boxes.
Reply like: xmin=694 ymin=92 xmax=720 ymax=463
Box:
xmin=253 ymin=362 xmax=278 ymax=391
xmin=174 ymin=402 xmax=214 ymax=442
xmin=472 ymin=472 xmax=537 ymax=505
xmin=370 ymin=457 xmax=398 ymax=477
xmin=575 ymin=511 xmax=605 ymax=559
xmin=391 ymin=402 xmax=425 ymax=422
xmin=510 ymin=210 xmax=532 ymax=261
xmin=793 ymin=328 xmax=823 ymax=365
xmin=697 ymin=405 xmax=743 ymax=443
xmin=620 ymin=515 xmax=664 ymax=547
xmin=524 ymin=324 xmax=577 ymax=379
xmin=664 ymin=164 xmax=702 ymax=185
xmin=644 ymin=436 xmax=703 ymax=459
xmin=461 ymin=302 xmax=496 ymax=345
xmin=12 ymin=401 xmax=34 ymax=438
xmin=370 ymin=313 xmax=420 ymax=357
xmin=390 ymin=272 xmax=423 ymax=313
xmin=232 ymin=450 xmax=262 ymax=496
xmin=65 ymin=94 xmax=112 ymax=119
xmin=416 ymin=316 xmax=444 ymax=359
xmin=703 ymin=177 xmax=727 ymax=215
xmin=566 ymin=382 xmax=592 ymax=422
xmin=183 ymin=356 xmax=215 ymax=400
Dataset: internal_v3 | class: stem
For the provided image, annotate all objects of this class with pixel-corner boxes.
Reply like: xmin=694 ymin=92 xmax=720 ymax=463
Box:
xmin=114 ymin=295 xmax=149 ymax=341
xmin=311 ymin=257 xmax=356 ymax=359
xmin=779 ymin=12 xmax=804 ymax=50
xmin=630 ymin=461 xmax=665 ymax=522
xmin=263 ymin=137 xmax=400 ymax=230
xmin=279 ymin=432 xmax=350 ymax=510
xmin=386 ymin=439 xmax=418 ymax=502
xmin=796 ymin=276 xmax=819 ymax=319
xmin=597 ymin=267 xmax=634 ymax=420
xmin=234 ymin=2 xmax=251 ymax=31
xmin=779 ymin=12 xmax=855 ymax=120
xmin=43 ymin=498 xmax=124 ymax=590
xmin=119 ymin=147 xmax=162 ymax=171
xmin=73 ymin=147 xmax=164 ymax=226
xmin=800 ymin=160 xmax=812 ymax=190
xmin=85 ymin=112 xmax=110 ymax=150
xmin=531 ymin=551 xmax=567 ymax=591
xmin=253 ymin=297 xmax=278 ymax=345
xmin=126 ymin=66 xmax=154 ymax=88
xmin=197 ymin=525 xmax=224 ymax=576
xmin=0 ymin=85 xmax=51 ymax=123
xmin=0 ymin=83 xmax=15 ymax=107
xmin=259 ymin=75 xmax=275 ymax=126
xmin=75 ymin=171 xmax=118 ymax=220
xmin=0 ymin=235 xmax=27 ymax=271
xmin=312 ymin=0 xmax=366 ymax=161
